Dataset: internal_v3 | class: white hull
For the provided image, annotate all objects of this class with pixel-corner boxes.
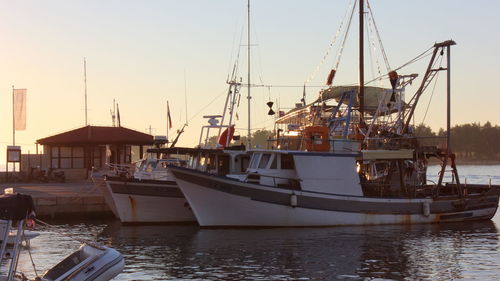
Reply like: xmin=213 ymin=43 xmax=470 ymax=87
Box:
xmin=173 ymin=169 xmax=498 ymax=227
xmin=42 ymin=243 xmax=124 ymax=281
xmin=106 ymin=179 xmax=196 ymax=223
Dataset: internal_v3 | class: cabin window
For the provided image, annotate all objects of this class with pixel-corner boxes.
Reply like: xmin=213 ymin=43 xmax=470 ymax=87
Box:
xmin=145 ymin=162 xmax=157 ymax=173
xmin=270 ymin=155 xmax=278 ymax=169
xmin=236 ymin=155 xmax=250 ymax=173
xmin=217 ymin=155 xmax=230 ymax=175
xmin=281 ymin=154 xmax=295 ymax=170
xmin=207 ymin=154 xmax=216 ymax=171
xmin=259 ymin=154 xmax=271 ymax=169
xmin=188 ymin=155 xmax=195 ymax=168
xmin=249 ymin=153 xmax=260 ymax=169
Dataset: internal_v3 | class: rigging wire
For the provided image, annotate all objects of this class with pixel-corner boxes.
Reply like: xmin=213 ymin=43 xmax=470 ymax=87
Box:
xmin=364 ymin=48 xmax=434 ymax=85
xmin=365 ymin=11 xmax=378 ymax=84
xmin=333 ymin=0 xmax=357 ymax=72
xmin=187 ymin=90 xmax=228 ymax=123
xmin=24 ymin=230 xmax=39 ymax=277
xmin=304 ymin=0 xmax=357 ymax=84
xmin=406 ymin=50 xmax=443 ymax=107
xmin=366 ymin=0 xmax=391 ymax=72
xmin=421 ymin=54 xmax=445 ymax=123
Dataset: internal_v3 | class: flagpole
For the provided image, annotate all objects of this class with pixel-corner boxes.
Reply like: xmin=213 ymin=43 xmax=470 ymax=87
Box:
xmin=12 ymin=85 xmax=15 ymax=173
xmin=166 ymin=101 xmax=169 ymax=143
xmin=12 ymin=85 xmax=15 ymax=146
xmin=84 ymin=57 xmax=88 ymax=126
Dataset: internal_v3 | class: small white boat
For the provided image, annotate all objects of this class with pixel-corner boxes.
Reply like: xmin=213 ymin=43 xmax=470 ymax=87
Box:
xmin=0 ymin=192 xmax=125 ymax=281
xmin=41 ymin=243 xmax=125 ymax=281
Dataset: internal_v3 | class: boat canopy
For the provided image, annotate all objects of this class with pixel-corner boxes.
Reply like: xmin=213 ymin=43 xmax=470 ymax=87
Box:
xmin=317 ymin=85 xmax=393 ymax=112
xmin=276 ymin=85 xmax=401 ymax=124
xmin=0 ymin=193 xmax=35 ymax=220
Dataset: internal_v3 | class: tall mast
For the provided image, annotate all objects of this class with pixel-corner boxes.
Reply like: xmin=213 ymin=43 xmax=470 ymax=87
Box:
xmin=246 ymin=0 xmax=252 ymax=148
xmin=358 ymin=0 xmax=364 ymax=120
xmin=12 ymin=86 xmax=15 ymax=146
xmin=84 ymin=57 xmax=88 ymax=126
xmin=446 ymin=43 xmax=451 ymax=155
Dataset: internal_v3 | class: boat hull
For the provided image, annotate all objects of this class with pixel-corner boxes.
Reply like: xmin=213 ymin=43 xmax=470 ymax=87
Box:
xmin=171 ymin=167 xmax=499 ymax=227
xmin=105 ymin=177 xmax=196 ymax=224
xmin=42 ymin=243 xmax=124 ymax=281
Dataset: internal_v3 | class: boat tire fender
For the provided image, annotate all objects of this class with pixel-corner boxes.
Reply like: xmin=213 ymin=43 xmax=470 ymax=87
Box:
xmin=422 ymin=202 xmax=430 ymax=217
xmin=290 ymin=194 xmax=297 ymax=208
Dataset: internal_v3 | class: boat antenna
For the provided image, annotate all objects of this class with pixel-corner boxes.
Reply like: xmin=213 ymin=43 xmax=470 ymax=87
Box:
xmin=358 ymin=0 xmax=365 ymax=121
xmin=111 ymin=99 xmax=116 ymax=127
xmin=184 ymin=70 xmax=188 ymax=126
xmin=84 ymin=57 xmax=88 ymax=126
xmin=246 ymin=0 xmax=252 ymax=148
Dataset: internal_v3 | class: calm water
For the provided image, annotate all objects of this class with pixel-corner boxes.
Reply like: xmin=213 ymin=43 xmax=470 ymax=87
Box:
xmin=15 ymin=165 xmax=500 ymax=281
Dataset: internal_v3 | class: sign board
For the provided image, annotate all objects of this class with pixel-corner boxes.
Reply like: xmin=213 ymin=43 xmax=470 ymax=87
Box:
xmin=7 ymin=146 xmax=21 ymax=162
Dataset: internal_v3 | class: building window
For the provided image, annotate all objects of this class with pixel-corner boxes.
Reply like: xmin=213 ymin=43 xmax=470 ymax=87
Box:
xmin=51 ymin=146 xmax=85 ymax=169
xmin=51 ymin=147 xmax=59 ymax=168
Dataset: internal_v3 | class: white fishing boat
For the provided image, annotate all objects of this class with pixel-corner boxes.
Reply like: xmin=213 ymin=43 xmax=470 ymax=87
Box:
xmin=168 ymin=0 xmax=500 ymax=227
xmin=101 ymin=130 xmax=199 ymax=224
xmin=90 ymin=136 xmax=171 ymax=219
xmin=0 ymin=192 xmax=124 ymax=281
xmin=104 ymin=156 xmax=196 ymax=224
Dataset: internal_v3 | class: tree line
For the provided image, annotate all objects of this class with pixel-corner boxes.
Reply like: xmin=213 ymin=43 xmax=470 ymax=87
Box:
xmin=415 ymin=121 xmax=500 ymax=161
xmin=207 ymin=122 xmax=499 ymax=161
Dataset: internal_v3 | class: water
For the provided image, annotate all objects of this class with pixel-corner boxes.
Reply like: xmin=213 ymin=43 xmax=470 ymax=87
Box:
xmin=14 ymin=165 xmax=500 ymax=280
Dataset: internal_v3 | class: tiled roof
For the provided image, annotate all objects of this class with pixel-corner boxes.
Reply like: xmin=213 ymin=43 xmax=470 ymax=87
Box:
xmin=37 ymin=126 xmax=154 ymax=145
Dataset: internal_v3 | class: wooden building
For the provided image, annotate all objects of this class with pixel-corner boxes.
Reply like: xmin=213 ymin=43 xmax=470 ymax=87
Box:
xmin=35 ymin=125 xmax=153 ymax=180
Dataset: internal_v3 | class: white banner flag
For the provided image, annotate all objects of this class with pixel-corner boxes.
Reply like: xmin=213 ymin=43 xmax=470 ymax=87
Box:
xmin=13 ymin=89 xmax=27 ymax=131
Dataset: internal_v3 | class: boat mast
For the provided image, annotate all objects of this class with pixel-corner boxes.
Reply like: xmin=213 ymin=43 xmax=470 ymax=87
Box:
xmin=246 ymin=0 xmax=252 ymax=148
xmin=84 ymin=57 xmax=88 ymax=126
xmin=358 ymin=0 xmax=364 ymax=121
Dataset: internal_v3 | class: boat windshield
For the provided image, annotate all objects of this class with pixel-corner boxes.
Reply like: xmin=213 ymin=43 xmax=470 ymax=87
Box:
xmin=258 ymin=154 xmax=271 ymax=169
xmin=248 ymin=153 xmax=260 ymax=169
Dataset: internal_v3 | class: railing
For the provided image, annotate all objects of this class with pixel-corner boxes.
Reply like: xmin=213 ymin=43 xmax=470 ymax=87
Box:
xmin=103 ymin=163 xmax=135 ymax=177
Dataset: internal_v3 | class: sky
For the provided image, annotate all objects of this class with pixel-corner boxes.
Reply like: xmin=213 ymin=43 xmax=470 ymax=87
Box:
xmin=1 ymin=0 xmax=500 ymax=165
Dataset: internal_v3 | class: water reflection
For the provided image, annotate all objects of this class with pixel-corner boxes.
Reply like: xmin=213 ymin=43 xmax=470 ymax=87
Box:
xmin=90 ymin=220 xmax=499 ymax=280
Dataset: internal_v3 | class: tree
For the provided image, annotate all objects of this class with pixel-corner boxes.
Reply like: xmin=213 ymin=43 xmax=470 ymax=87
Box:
xmin=414 ymin=123 xmax=436 ymax=146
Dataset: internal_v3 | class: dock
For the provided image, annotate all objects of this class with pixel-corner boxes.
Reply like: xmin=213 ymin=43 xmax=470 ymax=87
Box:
xmin=0 ymin=181 xmax=114 ymax=220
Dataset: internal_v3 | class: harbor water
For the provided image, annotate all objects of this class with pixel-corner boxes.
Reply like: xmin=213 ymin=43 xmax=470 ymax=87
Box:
xmin=16 ymin=165 xmax=500 ymax=280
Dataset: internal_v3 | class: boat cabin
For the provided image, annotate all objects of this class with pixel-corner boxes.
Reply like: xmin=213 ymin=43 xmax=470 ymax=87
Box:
xmin=243 ymin=150 xmax=364 ymax=196
xmin=148 ymin=146 xmax=249 ymax=177
xmin=133 ymin=157 xmax=187 ymax=180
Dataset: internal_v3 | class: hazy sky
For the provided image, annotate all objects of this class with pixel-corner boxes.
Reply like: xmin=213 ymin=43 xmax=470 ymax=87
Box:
xmin=1 ymin=0 xmax=499 ymax=164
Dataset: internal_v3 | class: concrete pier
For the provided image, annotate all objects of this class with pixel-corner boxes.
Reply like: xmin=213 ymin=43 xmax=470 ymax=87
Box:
xmin=0 ymin=181 xmax=114 ymax=220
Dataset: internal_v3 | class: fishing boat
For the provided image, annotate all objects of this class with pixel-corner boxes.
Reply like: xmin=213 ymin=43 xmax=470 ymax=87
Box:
xmin=0 ymin=192 xmax=124 ymax=281
xmin=101 ymin=128 xmax=199 ymax=224
xmin=168 ymin=0 xmax=500 ymax=227
xmin=103 ymin=154 xmax=196 ymax=224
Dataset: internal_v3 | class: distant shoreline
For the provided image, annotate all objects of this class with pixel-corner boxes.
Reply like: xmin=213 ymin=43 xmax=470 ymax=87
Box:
xmin=429 ymin=159 xmax=500 ymax=165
